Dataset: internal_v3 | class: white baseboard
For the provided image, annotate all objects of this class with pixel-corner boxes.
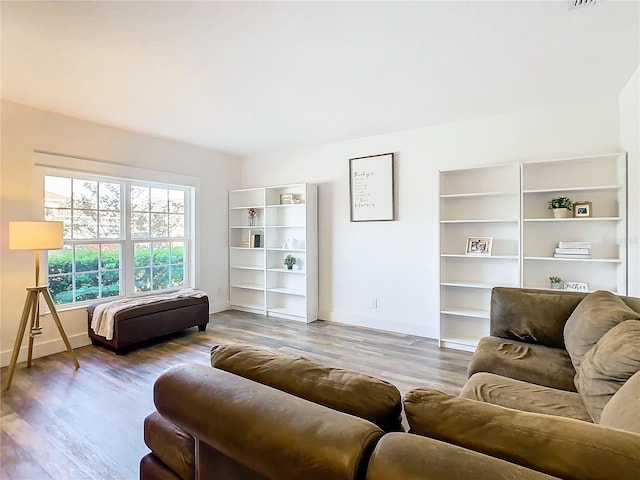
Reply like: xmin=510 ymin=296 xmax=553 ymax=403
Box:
xmin=0 ymin=333 xmax=90 ymax=368
xmin=318 ymin=309 xmax=435 ymax=339
xmin=210 ymin=301 xmax=230 ymax=314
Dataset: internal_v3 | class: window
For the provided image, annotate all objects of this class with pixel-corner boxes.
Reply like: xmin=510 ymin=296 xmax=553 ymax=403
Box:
xmin=45 ymin=174 xmax=191 ymax=305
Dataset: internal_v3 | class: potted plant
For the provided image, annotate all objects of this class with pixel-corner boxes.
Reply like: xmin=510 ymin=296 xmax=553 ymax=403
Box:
xmin=548 ymin=196 xmax=573 ymax=218
xmin=284 ymin=254 xmax=296 ymax=270
xmin=549 ymin=276 xmax=562 ymax=289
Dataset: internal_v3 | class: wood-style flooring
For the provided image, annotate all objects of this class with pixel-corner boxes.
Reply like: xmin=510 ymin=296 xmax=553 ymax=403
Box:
xmin=0 ymin=310 xmax=472 ymax=480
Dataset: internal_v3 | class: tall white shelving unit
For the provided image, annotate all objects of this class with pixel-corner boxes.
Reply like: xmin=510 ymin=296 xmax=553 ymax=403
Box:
xmin=439 ymin=153 xmax=627 ymax=352
xmin=522 ymin=153 xmax=627 ymax=294
xmin=229 ymin=183 xmax=318 ymax=323
xmin=439 ymin=163 xmax=521 ymax=351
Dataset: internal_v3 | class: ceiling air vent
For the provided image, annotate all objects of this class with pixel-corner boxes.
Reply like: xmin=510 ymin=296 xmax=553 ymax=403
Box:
xmin=568 ymin=0 xmax=596 ymax=10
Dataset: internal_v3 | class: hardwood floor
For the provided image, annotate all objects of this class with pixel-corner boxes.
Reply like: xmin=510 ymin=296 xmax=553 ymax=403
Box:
xmin=1 ymin=310 xmax=472 ymax=480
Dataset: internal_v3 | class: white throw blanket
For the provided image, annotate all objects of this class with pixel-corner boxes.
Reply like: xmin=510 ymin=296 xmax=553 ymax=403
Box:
xmin=90 ymin=288 xmax=208 ymax=340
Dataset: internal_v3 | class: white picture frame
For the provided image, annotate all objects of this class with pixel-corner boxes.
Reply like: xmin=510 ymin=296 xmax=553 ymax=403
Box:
xmin=563 ymin=281 xmax=589 ymax=292
xmin=465 ymin=237 xmax=493 ymax=255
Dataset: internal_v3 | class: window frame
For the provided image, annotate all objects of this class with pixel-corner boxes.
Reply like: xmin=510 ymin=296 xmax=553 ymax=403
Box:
xmin=44 ymin=171 xmax=194 ymax=306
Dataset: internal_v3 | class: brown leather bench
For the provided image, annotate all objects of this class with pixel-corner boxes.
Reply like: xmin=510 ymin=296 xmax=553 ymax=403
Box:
xmin=87 ymin=294 xmax=209 ymax=353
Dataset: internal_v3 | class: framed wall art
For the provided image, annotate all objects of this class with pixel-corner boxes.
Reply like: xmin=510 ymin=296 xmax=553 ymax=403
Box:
xmin=349 ymin=152 xmax=395 ymax=222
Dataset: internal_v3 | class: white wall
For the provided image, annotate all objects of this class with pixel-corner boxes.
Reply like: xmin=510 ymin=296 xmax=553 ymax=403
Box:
xmin=0 ymin=100 xmax=238 ymax=366
xmin=241 ymin=97 xmax=633 ymax=339
xmin=619 ymin=65 xmax=640 ymax=295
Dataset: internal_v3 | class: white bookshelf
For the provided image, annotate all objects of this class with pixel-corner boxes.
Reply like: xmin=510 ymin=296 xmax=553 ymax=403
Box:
xmin=229 ymin=183 xmax=318 ymax=322
xmin=439 ymin=163 xmax=521 ymax=352
xmin=439 ymin=152 xmax=628 ymax=351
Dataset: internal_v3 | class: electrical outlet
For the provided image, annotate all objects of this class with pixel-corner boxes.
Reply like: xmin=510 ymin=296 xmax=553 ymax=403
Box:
xmin=370 ymin=298 xmax=378 ymax=309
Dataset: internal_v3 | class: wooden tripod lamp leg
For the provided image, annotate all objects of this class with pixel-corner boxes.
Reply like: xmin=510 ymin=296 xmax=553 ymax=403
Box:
xmin=3 ymin=290 xmax=39 ymax=392
xmin=40 ymin=288 xmax=79 ymax=370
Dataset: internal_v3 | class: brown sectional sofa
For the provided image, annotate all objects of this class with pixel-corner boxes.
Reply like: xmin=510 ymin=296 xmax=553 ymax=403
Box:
xmin=141 ymin=287 xmax=640 ymax=479
xmin=141 ymin=344 xmax=555 ymax=480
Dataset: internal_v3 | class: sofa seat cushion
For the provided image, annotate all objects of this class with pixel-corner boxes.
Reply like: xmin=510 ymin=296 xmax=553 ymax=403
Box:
xmin=564 ymin=290 xmax=640 ymax=372
xmin=468 ymin=336 xmax=577 ymax=392
xmin=367 ymin=433 xmax=558 ymax=480
xmin=404 ymin=388 xmax=640 ymax=480
xmin=210 ymin=343 xmax=403 ymax=432
xmin=576 ymin=319 xmax=640 ymax=422
xmin=144 ymin=411 xmax=194 ymax=480
xmin=460 ymin=372 xmax=592 ymax=422
xmin=600 ymin=370 xmax=640 ymax=434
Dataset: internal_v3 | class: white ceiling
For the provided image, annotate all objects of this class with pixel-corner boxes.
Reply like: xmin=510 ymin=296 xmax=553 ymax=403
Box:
xmin=2 ymin=1 xmax=639 ymax=157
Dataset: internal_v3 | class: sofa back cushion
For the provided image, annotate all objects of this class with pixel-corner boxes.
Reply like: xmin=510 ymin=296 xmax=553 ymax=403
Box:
xmin=564 ymin=290 xmax=640 ymax=372
xmin=210 ymin=343 xmax=403 ymax=432
xmin=576 ymin=320 xmax=640 ymax=423
xmin=490 ymin=287 xmax=586 ymax=348
xmin=599 ymin=370 xmax=640 ymax=434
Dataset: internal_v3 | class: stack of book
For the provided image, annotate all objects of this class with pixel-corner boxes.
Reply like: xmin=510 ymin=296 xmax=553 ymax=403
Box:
xmin=554 ymin=241 xmax=591 ymax=259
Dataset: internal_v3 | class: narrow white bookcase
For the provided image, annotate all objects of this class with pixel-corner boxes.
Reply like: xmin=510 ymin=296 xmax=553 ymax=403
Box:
xmin=439 ymin=152 xmax=628 ymax=352
xmin=522 ymin=153 xmax=627 ymax=294
xmin=229 ymin=183 xmax=318 ymax=322
xmin=439 ymin=163 xmax=521 ymax=351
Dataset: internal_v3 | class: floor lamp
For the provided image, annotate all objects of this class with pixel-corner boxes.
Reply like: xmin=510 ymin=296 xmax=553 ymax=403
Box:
xmin=3 ymin=221 xmax=80 ymax=392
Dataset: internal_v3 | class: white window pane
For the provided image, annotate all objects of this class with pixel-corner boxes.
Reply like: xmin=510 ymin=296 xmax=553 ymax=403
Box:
xmin=99 ymin=182 xmax=121 ymax=211
xmin=169 ymin=190 xmax=185 ymax=213
xmin=169 ymin=214 xmax=184 ymax=238
xmin=150 ymin=188 xmax=168 ymax=213
xmin=152 ymin=242 xmax=170 ymax=266
xmin=45 ymin=176 xmax=71 ymax=208
xmin=131 ymin=186 xmax=149 ymax=212
xmin=73 ymin=210 xmax=98 ymax=239
xmin=150 ymin=213 xmax=168 ymax=237
xmin=75 ymin=244 xmax=99 ymax=272
xmin=134 ymin=242 xmax=151 ymax=268
xmin=73 ymin=179 xmax=98 ymax=209
xmin=131 ymin=212 xmax=150 ymax=238
xmin=99 ymin=211 xmax=121 ymax=238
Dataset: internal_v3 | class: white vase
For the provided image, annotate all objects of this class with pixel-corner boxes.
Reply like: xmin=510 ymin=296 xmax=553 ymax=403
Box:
xmin=552 ymin=208 xmax=570 ymax=218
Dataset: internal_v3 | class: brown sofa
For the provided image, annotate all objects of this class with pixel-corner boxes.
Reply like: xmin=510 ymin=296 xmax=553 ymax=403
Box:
xmin=141 ymin=344 xmax=555 ymax=479
xmin=404 ymin=287 xmax=640 ymax=480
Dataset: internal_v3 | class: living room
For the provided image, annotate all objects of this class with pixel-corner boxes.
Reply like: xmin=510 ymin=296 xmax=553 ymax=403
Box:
xmin=1 ymin=1 xmax=639 ymax=478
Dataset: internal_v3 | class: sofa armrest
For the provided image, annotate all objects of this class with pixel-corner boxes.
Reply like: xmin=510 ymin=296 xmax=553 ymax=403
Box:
xmin=154 ymin=363 xmax=383 ymax=480
xmin=367 ymin=433 xmax=558 ymax=480
xmin=490 ymin=287 xmax=586 ymax=348
xmin=404 ymin=388 xmax=640 ymax=480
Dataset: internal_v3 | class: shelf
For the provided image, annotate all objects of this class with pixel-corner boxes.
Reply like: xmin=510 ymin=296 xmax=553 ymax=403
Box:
xmin=523 ymin=217 xmax=622 ymax=222
xmin=230 ymin=225 xmax=265 ymax=229
xmin=230 ymin=246 xmax=264 ymax=250
xmin=266 ymin=224 xmax=306 ymax=228
xmin=440 ymin=191 xmax=517 ymax=199
xmin=523 ymin=185 xmax=621 ymax=194
xmin=267 ymin=306 xmax=305 ymax=319
xmin=231 ymin=303 xmax=265 ymax=312
xmin=267 ymin=287 xmax=305 ymax=296
xmin=440 ymin=219 xmax=518 ymax=224
xmin=267 ymin=248 xmax=305 ymax=252
xmin=441 ymin=254 xmax=518 ymax=260
xmin=267 ymin=268 xmax=306 ymax=274
xmin=524 ymin=256 xmax=623 ymax=263
xmin=440 ymin=281 xmax=514 ymax=289
xmin=231 ymin=265 xmax=263 ymax=270
xmin=267 ymin=203 xmax=305 ymax=208
xmin=230 ymin=283 xmax=264 ymax=291
xmin=440 ymin=307 xmax=490 ymax=319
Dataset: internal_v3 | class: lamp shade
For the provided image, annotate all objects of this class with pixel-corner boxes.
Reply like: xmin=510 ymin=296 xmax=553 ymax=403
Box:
xmin=9 ymin=221 xmax=64 ymax=250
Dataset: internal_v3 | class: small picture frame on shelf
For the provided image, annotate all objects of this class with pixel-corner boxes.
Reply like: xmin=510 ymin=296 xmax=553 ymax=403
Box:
xmin=573 ymin=201 xmax=592 ymax=218
xmin=563 ymin=281 xmax=589 ymax=292
xmin=465 ymin=237 xmax=492 ymax=255
xmin=291 ymin=193 xmax=302 ymax=204
xmin=280 ymin=193 xmax=293 ymax=204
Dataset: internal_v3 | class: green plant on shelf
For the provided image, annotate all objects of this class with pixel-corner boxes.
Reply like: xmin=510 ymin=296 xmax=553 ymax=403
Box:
xmin=284 ymin=255 xmax=296 ymax=269
xmin=548 ymin=197 xmax=572 ymax=210
xmin=549 ymin=276 xmax=562 ymax=283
